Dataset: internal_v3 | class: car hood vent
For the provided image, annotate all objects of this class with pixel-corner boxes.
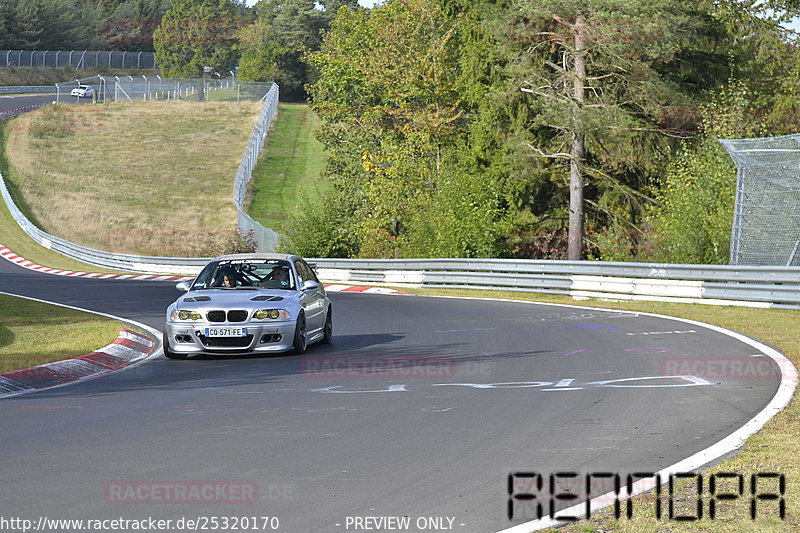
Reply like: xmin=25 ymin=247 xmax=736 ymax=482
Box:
xmin=184 ymin=295 xmax=212 ymax=302
xmin=251 ymin=295 xmax=284 ymax=302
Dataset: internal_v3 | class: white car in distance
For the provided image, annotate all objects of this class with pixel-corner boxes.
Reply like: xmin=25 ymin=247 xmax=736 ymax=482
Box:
xmin=70 ymin=85 xmax=94 ymax=98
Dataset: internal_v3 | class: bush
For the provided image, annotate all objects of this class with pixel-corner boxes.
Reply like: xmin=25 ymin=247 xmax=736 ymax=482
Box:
xmin=200 ymin=227 xmax=257 ymax=256
xmin=29 ymin=105 xmax=76 ymax=138
xmin=646 ymin=83 xmax=766 ymax=264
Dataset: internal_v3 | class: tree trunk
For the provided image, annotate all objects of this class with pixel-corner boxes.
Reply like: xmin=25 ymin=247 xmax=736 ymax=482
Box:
xmin=568 ymin=14 xmax=586 ymax=260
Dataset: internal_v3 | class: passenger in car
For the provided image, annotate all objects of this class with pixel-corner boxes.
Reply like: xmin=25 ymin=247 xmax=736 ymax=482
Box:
xmin=270 ymin=266 xmax=289 ymax=287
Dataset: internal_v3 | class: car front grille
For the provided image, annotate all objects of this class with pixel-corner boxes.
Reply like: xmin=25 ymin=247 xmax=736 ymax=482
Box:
xmin=206 ymin=310 xmax=249 ymax=323
xmin=207 ymin=310 xmax=226 ymax=322
xmin=227 ymin=310 xmax=248 ymax=322
xmin=200 ymin=335 xmax=254 ymax=348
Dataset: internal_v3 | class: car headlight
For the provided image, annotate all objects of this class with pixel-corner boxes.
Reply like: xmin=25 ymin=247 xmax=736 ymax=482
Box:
xmin=254 ymin=309 xmax=290 ymax=320
xmin=171 ymin=309 xmax=203 ymax=321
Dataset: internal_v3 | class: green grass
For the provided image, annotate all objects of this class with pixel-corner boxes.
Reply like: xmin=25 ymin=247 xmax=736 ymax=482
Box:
xmin=3 ymin=100 xmax=261 ymax=257
xmin=246 ymin=103 xmax=328 ymax=230
xmin=0 ymin=294 xmax=122 ymax=373
xmin=397 ymin=286 xmax=800 ymax=532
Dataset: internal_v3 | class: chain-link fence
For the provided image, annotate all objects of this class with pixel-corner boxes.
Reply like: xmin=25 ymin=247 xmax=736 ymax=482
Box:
xmin=235 ymin=83 xmax=280 ymax=252
xmin=720 ymin=134 xmax=800 ymax=266
xmin=1 ymin=50 xmax=156 ymax=70
xmin=54 ymin=75 xmax=272 ymax=104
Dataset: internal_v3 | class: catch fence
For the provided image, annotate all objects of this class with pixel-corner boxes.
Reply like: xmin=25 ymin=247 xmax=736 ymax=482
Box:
xmin=720 ymin=134 xmax=800 ymax=266
xmin=1 ymin=50 xmax=156 ymax=70
xmin=54 ymin=75 xmax=272 ymax=104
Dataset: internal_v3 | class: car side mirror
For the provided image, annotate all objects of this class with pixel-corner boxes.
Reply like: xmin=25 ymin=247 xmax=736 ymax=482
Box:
xmin=176 ymin=281 xmax=191 ymax=292
xmin=301 ymin=280 xmax=320 ymax=291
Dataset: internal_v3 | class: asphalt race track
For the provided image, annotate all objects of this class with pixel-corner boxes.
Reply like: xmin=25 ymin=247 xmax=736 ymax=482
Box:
xmin=0 ymin=253 xmax=786 ymax=533
xmin=0 ymin=93 xmax=94 ymax=113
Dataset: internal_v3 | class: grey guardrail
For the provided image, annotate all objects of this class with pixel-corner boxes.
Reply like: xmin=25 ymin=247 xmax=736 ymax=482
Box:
xmin=0 ymin=104 xmax=43 ymax=121
xmin=0 ymin=86 xmax=56 ymax=95
xmin=310 ymin=258 xmax=800 ymax=309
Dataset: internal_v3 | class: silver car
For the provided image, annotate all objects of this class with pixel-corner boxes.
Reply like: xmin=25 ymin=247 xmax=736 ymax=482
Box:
xmin=163 ymin=254 xmax=332 ymax=359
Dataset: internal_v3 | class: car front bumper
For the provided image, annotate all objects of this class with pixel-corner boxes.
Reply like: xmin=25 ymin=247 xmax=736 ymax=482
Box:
xmin=164 ymin=320 xmax=297 ymax=355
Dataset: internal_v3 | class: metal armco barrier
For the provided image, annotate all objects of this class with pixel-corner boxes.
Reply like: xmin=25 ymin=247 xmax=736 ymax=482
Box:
xmin=0 ymin=105 xmax=43 ymax=122
xmin=310 ymin=258 xmax=800 ymax=309
xmin=0 ymin=86 xmax=56 ymax=95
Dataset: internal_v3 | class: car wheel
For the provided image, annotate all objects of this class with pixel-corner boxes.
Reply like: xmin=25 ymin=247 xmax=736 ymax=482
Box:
xmin=163 ymin=332 xmax=187 ymax=360
xmin=323 ymin=306 xmax=333 ymax=344
xmin=293 ymin=312 xmax=307 ymax=354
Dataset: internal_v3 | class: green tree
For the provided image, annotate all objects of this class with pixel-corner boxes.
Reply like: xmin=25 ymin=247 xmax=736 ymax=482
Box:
xmin=104 ymin=0 xmax=172 ymax=51
xmin=507 ymin=0 xmax=710 ymax=259
xmin=0 ymin=2 xmax=14 ymax=50
xmin=153 ymin=0 xmax=240 ymax=79
xmin=14 ymin=0 xmax=44 ymax=49
xmin=646 ymin=84 xmax=771 ymax=264
xmin=237 ymin=0 xmax=357 ymax=100
xmin=307 ymin=0 xmax=488 ymax=257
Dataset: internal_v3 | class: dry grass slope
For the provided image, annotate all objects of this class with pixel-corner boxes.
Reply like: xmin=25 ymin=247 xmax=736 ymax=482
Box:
xmin=4 ymin=100 xmax=260 ymax=256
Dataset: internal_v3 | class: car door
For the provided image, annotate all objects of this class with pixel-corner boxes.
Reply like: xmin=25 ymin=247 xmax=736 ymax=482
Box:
xmin=295 ymin=259 xmax=325 ymax=333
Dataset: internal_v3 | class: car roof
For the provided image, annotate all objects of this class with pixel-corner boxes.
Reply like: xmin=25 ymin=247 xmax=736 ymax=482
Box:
xmin=212 ymin=253 xmax=299 ymax=262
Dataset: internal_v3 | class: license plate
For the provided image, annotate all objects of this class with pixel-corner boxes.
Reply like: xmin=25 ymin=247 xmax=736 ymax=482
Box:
xmin=205 ymin=327 xmax=247 ymax=337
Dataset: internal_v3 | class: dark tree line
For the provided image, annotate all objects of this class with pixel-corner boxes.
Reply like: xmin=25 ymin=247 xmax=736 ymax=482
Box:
xmin=0 ymin=0 xmax=172 ymax=51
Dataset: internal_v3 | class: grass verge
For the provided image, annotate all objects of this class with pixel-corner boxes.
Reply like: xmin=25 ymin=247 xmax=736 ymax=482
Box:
xmin=0 ymin=294 xmax=122 ymax=373
xmin=0 ymin=122 xmax=122 ymax=273
xmin=3 ymin=100 xmax=260 ymax=257
xmin=396 ymin=286 xmax=799 ymax=532
xmin=246 ymin=103 xmax=328 ymax=231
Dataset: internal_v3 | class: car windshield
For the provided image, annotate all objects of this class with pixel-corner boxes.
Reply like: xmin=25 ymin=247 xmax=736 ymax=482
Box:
xmin=191 ymin=259 xmax=295 ymax=290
